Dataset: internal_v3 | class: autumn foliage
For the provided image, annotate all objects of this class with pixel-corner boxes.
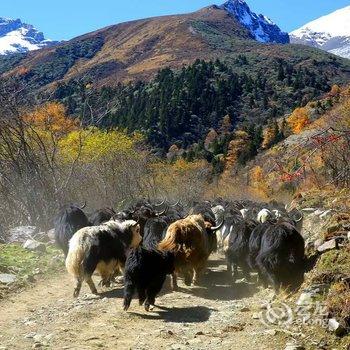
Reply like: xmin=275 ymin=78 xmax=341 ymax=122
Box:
xmin=287 ymin=107 xmax=310 ymax=134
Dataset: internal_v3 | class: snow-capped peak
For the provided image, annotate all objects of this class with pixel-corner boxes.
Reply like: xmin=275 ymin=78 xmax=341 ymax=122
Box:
xmin=0 ymin=17 xmax=57 ymax=55
xmin=221 ymin=0 xmax=289 ymax=44
xmin=290 ymin=6 xmax=350 ymax=59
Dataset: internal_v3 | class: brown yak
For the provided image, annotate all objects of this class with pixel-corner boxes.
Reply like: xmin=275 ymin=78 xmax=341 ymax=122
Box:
xmin=158 ymin=214 xmax=221 ymax=289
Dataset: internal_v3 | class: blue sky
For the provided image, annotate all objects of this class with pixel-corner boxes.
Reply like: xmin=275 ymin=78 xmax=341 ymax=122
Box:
xmin=1 ymin=0 xmax=350 ymax=40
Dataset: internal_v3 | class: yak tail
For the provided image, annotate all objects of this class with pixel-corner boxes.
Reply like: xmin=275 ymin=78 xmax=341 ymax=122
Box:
xmin=65 ymin=237 xmax=86 ymax=278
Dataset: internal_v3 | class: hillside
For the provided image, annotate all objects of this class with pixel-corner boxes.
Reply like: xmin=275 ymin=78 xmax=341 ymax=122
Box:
xmin=1 ymin=3 xmax=350 ymax=93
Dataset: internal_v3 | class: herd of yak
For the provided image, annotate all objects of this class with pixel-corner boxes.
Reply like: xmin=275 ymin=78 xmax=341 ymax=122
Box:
xmin=54 ymin=198 xmax=311 ymax=312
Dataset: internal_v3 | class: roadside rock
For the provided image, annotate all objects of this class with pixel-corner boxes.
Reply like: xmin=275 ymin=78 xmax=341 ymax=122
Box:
xmin=47 ymin=229 xmax=55 ymax=243
xmin=0 ymin=273 xmax=17 ymax=284
xmin=317 ymin=239 xmax=338 ymax=253
xmin=328 ymin=318 xmax=347 ymax=337
xmin=23 ymin=240 xmax=46 ymax=253
xmin=319 ymin=210 xmax=333 ymax=220
xmin=313 ymin=238 xmax=324 ymax=250
xmin=296 ymin=292 xmax=314 ymax=306
xmin=8 ymin=226 xmax=37 ymax=243
xmin=284 ymin=343 xmax=305 ymax=350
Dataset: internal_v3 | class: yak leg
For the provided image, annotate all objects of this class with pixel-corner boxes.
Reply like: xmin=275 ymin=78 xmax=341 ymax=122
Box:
xmin=171 ymin=272 xmax=178 ymax=291
xmin=145 ymin=276 xmax=166 ymax=311
xmin=123 ymin=280 xmax=135 ymax=311
xmin=73 ymin=278 xmax=83 ymax=298
xmin=85 ymin=275 xmax=98 ymax=295
xmin=241 ymin=263 xmax=251 ymax=282
xmin=138 ymin=287 xmax=147 ymax=306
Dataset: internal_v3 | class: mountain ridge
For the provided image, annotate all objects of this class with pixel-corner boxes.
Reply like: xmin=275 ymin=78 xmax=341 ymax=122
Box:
xmin=290 ymin=5 xmax=350 ymax=59
xmin=0 ymin=17 xmax=57 ymax=55
xmin=0 ymin=2 xmax=349 ymax=93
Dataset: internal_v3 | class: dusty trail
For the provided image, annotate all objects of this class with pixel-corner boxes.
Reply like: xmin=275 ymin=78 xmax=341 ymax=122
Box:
xmin=0 ymin=254 xmax=287 ymax=350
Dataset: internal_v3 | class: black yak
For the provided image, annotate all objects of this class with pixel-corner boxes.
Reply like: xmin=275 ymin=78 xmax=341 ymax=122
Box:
xmin=225 ymin=219 xmax=257 ymax=281
xmin=54 ymin=204 xmax=90 ymax=256
xmin=89 ymin=207 xmax=116 ymax=226
xmin=255 ymin=220 xmax=305 ymax=292
xmin=123 ymin=247 xmax=174 ymax=311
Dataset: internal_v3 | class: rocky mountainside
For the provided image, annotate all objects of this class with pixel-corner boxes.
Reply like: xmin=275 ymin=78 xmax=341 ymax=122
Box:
xmin=0 ymin=17 xmax=57 ymax=55
xmin=221 ymin=0 xmax=289 ymax=43
xmin=290 ymin=5 xmax=350 ymax=59
xmin=0 ymin=1 xmax=349 ymax=92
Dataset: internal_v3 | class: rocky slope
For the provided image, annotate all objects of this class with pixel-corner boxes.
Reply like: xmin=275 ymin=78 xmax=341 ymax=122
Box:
xmin=221 ymin=0 xmax=289 ymax=43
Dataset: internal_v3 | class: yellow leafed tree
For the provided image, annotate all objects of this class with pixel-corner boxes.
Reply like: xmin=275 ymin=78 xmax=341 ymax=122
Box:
xmin=59 ymin=127 xmax=139 ymax=162
xmin=287 ymin=107 xmax=310 ymax=134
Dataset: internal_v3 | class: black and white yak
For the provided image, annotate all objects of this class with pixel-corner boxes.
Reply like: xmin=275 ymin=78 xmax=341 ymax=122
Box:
xmin=54 ymin=204 xmax=90 ymax=257
xmin=65 ymin=220 xmax=142 ymax=297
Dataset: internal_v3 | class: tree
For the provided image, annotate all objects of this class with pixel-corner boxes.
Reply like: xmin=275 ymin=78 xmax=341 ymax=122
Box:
xmin=262 ymin=120 xmax=279 ymax=149
xmin=288 ymin=107 xmax=310 ymax=134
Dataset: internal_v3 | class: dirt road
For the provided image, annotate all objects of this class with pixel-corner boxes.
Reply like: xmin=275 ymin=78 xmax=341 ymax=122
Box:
xmin=0 ymin=254 xmax=288 ymax=350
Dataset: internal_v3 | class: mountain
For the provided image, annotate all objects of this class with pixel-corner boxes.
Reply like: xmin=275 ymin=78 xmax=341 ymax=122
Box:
xmin=290 ymin=6 xmax=350 ymax=59
xmin=0 ymin=17 xmax=57 ymax=55
xmin=1 ymin=1 xmax=349 ymax=92
xmin=221 ymin=0 xmax=289 ymax=43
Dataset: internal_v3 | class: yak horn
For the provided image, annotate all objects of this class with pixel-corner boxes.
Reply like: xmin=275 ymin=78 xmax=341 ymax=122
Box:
xmin=292 ymin=210 xmax=303 ymax=222
xmin=80 ymin=201 xmax=87 ymax=210
xmin=156 ymin=204 xmax=169 ymax=216
xmin=210 ymin=218 xmax=225 ymax=231
xmin=154 ymin=197 xmax=166 ymax=207
xmin=169 ymin=200 xmax=180 ymax=207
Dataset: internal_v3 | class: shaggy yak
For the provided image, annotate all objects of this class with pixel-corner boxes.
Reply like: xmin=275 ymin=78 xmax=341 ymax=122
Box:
xmin=158 ymin=214 xmax=219 ymax=289
xmin=255 ymin=220 xmax=305 ymax=292
xmin=123 ymin=217 xmax=174 ymax=311
xmin=123 ymin=247 xmax=174 ymax=311
xmin=225 ymin=219 xmax=257 ymax=282
xmin=54 ymin=204 xmax=90 ymax=257
xmin=65 ymin=220 xmax=142 ymax=297
xmin=88 ymin=207 xmax=116 ymax=226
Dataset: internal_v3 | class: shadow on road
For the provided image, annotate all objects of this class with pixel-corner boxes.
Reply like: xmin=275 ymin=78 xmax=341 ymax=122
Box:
xmin=128 ymin=305 xmax=214 ymax=323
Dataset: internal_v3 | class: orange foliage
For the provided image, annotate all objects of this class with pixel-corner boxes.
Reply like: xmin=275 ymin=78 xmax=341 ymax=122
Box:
xmin=25 ymin=102 xmax=78 ymax=136
xmin=329 ymin=84 xmax=341 ymax=97
xmin=262 ymin=121 xmax=278 ymax=149
xmin=225 ymin=130 xmax=249 ymax=172
xmin=287 ymin=107 xmax=310 ymax=134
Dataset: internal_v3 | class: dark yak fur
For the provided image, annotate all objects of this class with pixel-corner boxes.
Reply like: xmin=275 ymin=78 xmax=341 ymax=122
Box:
xmin=89 ymin=207 xmax=116 ymax=226
xmin=54 ymin=204 xmax=90 ymax=256
xmin=142 ymin=218 xmax=168 ymax=250
xmin=247 ymin=221 xmax=273 ymax=271
xmin=225 ymin=219 xmax=257 ymax=281
xmin=123 ymin=247 xmax=175 ymax=311
xmin=255 ymin=220 xmax=305 ymax=292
